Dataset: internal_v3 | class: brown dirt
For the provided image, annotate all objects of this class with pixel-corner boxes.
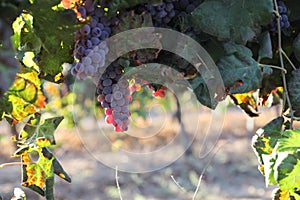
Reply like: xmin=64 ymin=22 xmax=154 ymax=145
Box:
xmin=0 ymin=106 xmax=298 ymax=200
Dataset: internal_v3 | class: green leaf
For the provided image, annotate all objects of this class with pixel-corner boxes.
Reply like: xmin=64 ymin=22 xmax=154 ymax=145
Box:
xmin=218 ymin=42 xmax=264 ymax=94
xmin=14 ymin=146 xmax=71 ymax=197
xmin=3 ymin=68 xmax=46 ymax=122
xmin=38 ymin=116 xmax=64 ymax=145
xmin=13 ymin=0 xmax=78 ymax=82
xmin=287 ymin=69 xmax=300 ymax=118
xmin=262 ymin=153 xmax=278 ymax=186
xmin=0 ymin=21 xmax=20 ymax=100
xmin=19 ymin=113 xmax=41 ymax=141
xmin=41 ymin=148 xmax=71 ymax=183
xmin=276 ymin=153 xmax=300 ymax=191
xmin=294 ymin=33 xmax=300 ymax=63
xmin=19 ymin=115 xmax=64 ymax=146
xmin=191 ymin=77 xmax=219 ymax=109
xmin=252 ymin=117 xmax=284 ymax=164
xmin=18 ymin=146 xmax=55 ymax=196
xmin=13 ymin=112 xmax=70 ymax=198
xmin=45 ymin=177 xmax=54 ymax=200
xmin=258 ymin=31 xmax=273 ymax=60
xmin=277 ymin=129 xmax=300 ymax=153
xmin=189 ymin=0 xmax=273 ymax=44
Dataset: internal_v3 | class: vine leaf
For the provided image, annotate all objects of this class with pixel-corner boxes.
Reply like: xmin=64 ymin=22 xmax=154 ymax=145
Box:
xmin=188 ymin=0 xmax=273 ymax=44
xmin=275 ymin=153 xmax=300 ymax=193
xmin=230 ymin=91 xmax=259 ymax=117
xmin=252 ymin=117 xmax=284 ymax=164
xmin=12 ymin=0 xmax=78 ymax=82
xmin=2 ymin=69 xmax=46 ymax=122
xmin=38 ymin=117 xmax=64 ymax=145
xmin=14 ymin=146 xmax=71 ymax=197
xmin=277 ymin=129 xmax=300 ymax=153
xmin=272 ymin=188 xmax=295 ymax=200
xmin=287 ymin=69 xmax=300 ymax=118
xmin=0 ymin=20 xmax=20 ymax=100
xmin=19 ymin=113 xmax=41 ymax=141
xmin=13 ymin=115 xmax=71 ymax=198
xmin=262 ymin=151 xmax=280 ymax=186
xmin=190 ymin=77 xmax=219 ymax=109
xmin=258 ymin=31 xmax=273 ymax=60
xmin=19 ymin=114 xmax=64 ymax=146
xmin=293 ymin=33 xmax=300 ymax=62
xmin=217 ymin=42 xmax=264 ymax=94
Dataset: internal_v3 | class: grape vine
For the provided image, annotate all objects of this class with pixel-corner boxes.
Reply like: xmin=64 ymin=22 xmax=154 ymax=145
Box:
xmin=0 ymin=0 xmax=299 ymax=199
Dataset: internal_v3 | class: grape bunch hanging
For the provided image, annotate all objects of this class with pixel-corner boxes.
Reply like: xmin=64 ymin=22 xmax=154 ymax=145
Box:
xmin=266 ymin=0 xmax=290 ymax=32
xmin=70 ymin=0 xmax=200 ymax=132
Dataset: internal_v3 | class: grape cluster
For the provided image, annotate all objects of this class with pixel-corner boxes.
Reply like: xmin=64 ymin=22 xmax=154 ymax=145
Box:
xmin=97 ymin=61 xmax=131 ymax=132
xmin=157 ymin=51 xmax=197 ymax=77
xmin=267 ymin=0 xmax=290 ymax=32
xmin=135 ymin=0 xmax=203 ymax=27
xmin=136 ymin=0 xmax=177 ymax=27
xmin=71 ymin=1 xmax=116 ymax=79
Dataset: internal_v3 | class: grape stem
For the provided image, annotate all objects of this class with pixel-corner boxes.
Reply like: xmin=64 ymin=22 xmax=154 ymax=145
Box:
xmin=273 ymin=0 xmax=294 ymax=129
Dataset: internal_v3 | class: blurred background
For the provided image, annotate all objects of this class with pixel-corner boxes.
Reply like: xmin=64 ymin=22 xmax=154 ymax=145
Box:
xmin=0 ymin=80 xmax=298 ymax=200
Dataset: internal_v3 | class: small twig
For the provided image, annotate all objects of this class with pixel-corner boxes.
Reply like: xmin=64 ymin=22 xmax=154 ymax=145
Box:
xmin=115 ymin=166 xmax=123 ymax=200
xmin=0 ymin=162 xmax=33 ymax=168
xmin=260 ymin=64 xmax=287 ymax=73
xmin=171 ymin=175 xmax=186 ymax=192
xmin=273 ymin=0 xmax=294 ymax=129
xmin=193 ymin=141 xmax=227 ymax=200
xmin=281 ymin=49 xmax=297 ymax=70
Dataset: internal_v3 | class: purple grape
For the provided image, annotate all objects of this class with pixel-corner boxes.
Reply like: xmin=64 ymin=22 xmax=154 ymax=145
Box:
xmin=103 ymin=86 xmax=112 ymax=95
xmin=91 ymin=37 xmax=101 ymax=45
xmin=78 ymin=6 xmax=87 ymax=18
xmin=91 ymin=27 xmax=102 ymax=37
xmin=103 ymin=79 xmax=113 ymax=87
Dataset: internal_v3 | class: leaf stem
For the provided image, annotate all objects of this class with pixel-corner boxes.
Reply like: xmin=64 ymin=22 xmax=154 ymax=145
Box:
xmin=260 ymin=64 xmax=287 ymax=73
xmin=281 ymin=49 xmax=297 ymax=70
xmin=273 ymin=0 xmax=294 ymax=129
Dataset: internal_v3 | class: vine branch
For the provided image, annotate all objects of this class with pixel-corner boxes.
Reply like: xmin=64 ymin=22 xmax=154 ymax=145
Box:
xmin=273 ymin=0 xmax=294 ymax=129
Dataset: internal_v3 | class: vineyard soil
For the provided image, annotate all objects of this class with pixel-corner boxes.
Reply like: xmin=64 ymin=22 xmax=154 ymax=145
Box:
xmin=1 ymin=106 xmax=298 ymax=200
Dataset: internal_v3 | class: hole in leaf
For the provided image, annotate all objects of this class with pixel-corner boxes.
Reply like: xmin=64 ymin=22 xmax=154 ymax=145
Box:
xmin=28 ymin=150 xmax=39 ymax=163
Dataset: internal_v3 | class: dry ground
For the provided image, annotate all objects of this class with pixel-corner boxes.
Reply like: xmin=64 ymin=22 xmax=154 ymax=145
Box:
xmin=0 ymin=105 xmax=297 ymax=200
